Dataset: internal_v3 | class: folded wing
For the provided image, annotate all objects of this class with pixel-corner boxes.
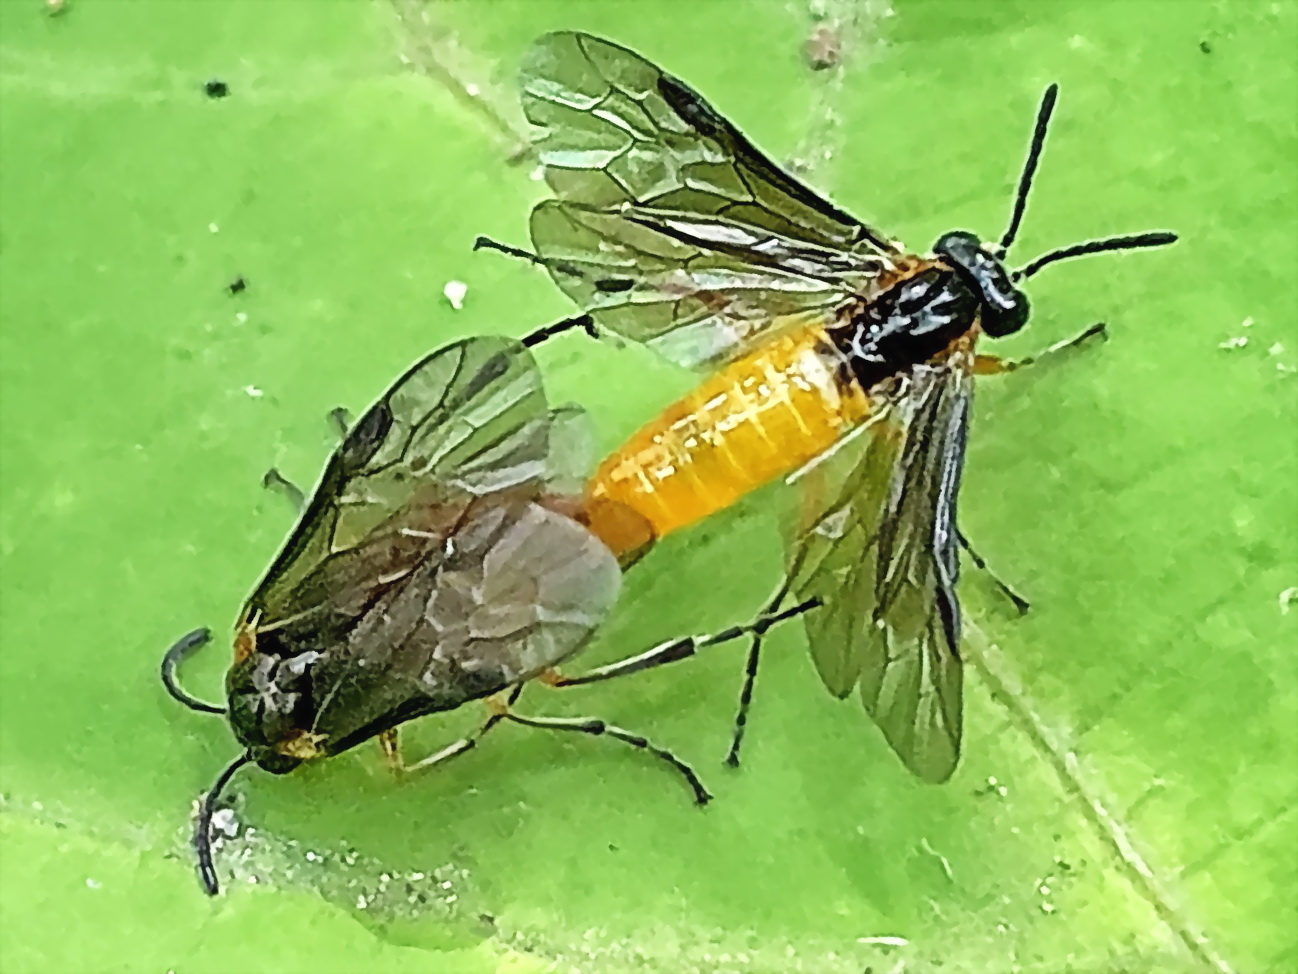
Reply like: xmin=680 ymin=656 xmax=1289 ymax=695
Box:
xmin=236 ymin=337 xmax=621 ymax=753
xmin=783 ymin=353 xmax=973 ymax=782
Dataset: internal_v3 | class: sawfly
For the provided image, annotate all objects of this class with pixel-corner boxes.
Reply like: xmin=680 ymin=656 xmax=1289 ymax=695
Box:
xmin=476 ymin=31 xmax=1177 ymax=782
xmin=163 ymin=328 xmax=812 ymax=894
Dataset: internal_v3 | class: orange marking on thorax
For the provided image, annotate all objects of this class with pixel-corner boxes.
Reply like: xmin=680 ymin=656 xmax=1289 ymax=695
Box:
xmin=582 ymin=323 xmax=872 ymax=554
xmin=233 ymin=609 xmax=258 ymax=663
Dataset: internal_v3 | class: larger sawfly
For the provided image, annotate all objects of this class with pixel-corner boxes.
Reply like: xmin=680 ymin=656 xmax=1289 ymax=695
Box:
xmin=476 ymin=31 xmax=1178 ymax=782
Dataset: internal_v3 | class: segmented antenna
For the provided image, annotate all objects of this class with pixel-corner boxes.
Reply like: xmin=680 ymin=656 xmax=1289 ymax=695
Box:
xmin=194 ymin=752 xmax=253 ymax=895
xmin=1014 ymin=231 xmax=1178 ymax=281
xmin=997 ymin=84 xmax=1060 ymax=258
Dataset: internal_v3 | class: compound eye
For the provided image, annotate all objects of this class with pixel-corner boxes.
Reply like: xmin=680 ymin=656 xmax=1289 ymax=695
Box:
xmin=981 ymin=293 xmax=1030 ymax=337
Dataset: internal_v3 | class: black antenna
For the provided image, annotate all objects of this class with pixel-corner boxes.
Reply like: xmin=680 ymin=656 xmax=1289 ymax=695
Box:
xmin=160 ymin=628 xmax=225 ymax=715
xmin=1013 ymin=231 xmax=1178 ymax=281
xmin=194 ymin=752 xmax=253 ymax=895
xmin=996 ymin=84 xmax=1059 ymax=258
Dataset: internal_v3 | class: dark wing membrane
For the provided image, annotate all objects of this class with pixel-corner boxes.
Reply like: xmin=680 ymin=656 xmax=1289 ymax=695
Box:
xmin=303 ymin=497 xmax=622 ymax=753
xmin=521 ymin=30 xmax=901 ymax=369
xmin=784 ymin=356 xmax=973 ymax=782
xmin=246 ymin=337 xmax=582 ymax=623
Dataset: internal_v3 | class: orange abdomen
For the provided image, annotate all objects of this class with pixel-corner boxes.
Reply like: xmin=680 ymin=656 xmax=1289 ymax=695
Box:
xmin=583 ymin=325 xmax=871 ymax=556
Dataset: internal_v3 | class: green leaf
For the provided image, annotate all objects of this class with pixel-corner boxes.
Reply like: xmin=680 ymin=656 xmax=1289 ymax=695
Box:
xmin=1 ymin=1 xmax=1293 ymax=972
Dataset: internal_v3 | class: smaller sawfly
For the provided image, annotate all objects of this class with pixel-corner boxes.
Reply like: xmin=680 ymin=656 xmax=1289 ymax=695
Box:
xmin=163 ymin=328 xmax=813 ymax=894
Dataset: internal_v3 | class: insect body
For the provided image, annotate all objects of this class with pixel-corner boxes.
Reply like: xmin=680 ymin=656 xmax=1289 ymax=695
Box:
xmin=584 ymin=248 xmax=1004 ymax=542
xmin=481 ymin=31 xmax=1177 ymax=782
xmin=588 ymin=322 xmax=871 ymax=539
xmin=164 ymin=331 xmax=814 ymax=894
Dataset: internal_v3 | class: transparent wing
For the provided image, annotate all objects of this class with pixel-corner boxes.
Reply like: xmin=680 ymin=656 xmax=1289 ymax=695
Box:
xmin=304 ymin=497 xmax=622 ymax=751
xmin=231 ymin=337 xmax=623 ymax=760
xmin=521 ymin=30 xmax=903 ymax=369
xmin=784 ymin=353 xmax=973 ymax=783
xmin=246 ymin=336 xmax=588 ymax=623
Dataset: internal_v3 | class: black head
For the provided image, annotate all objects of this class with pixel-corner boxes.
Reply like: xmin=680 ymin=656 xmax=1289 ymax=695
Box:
xmin=933 ymin=230 xmax=1028 ymax=338
xmin=225 ymin=642 xmax=323 ymax=774
xmin=955 ymin=83 xmax=1177 ymax=339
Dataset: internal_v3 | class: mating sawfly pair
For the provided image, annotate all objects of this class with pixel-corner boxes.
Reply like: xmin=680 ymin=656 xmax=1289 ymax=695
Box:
xmin=165 ymin=31 xmax=1175 ymax=894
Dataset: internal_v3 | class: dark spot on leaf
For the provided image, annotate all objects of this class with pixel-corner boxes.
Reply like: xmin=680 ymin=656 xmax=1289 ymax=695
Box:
xmin=227 ymin=276 xmax=247 ymax=295
xmin=804 ymin=26 xmax=842 ymax=71
xmin=595 ymin=278 xmax=633 ymax=293
xmin=204 ymin=79 xmax=230 ymax=99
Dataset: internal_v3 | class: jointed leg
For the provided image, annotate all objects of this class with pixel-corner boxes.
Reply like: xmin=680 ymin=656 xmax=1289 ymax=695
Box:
xmin=327 ymin=407 xmax=351 ymax=439
xmin=261 ymin=467 xmax=306 ymax=510
xmin=521 ymin=314 xmax=600 ymax=348
xmin=501 ymin=709 xmax=712 ymax=805
xmin=957 ymin=531 xmax=1030 ymax=614
xmin=724 ymin=582 xmax=794 ymax=767
xmin=540 ymin=597 xmax=818 ymax=688
xmin=376 ymin=686 xmax=711 ymax=805
xmin=473 ymin=235 xmax=543 ymax=265
xmin=535 ymin=595 xmax=818 ymax=770
xmin=260 ymin=409 xmax=352 ymax=512
xmin=473 ymin=235 xmax=587 ymax=285
xmin=975 ymin=322 xmax=1107 ymax=375
xmin=378 ymin=688 xmax=520 ymax=775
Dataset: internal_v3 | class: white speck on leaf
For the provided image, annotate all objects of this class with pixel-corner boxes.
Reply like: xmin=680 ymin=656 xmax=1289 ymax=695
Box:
xmin=211 ymin=808 xmax=238 ymax=837
xmin=1218 ymin=336 xmax=1248 ymax=350
xmin=443 ymin=280 xmax=468 ymax=310
xmin=208 ymin=223 xmax=219 ymax=234
xmin=243 ymin=385 xmax=263 ymax=398
xmin=1280 ymin=587 xmax=1297 ymax=614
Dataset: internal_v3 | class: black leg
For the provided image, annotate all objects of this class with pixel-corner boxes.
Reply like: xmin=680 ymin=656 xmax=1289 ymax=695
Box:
xmin=473 ymin=235 xmax=543 ymax=264
xmin=957 ymin=531 xmax=1030 ymax=614
xmin=520 ymin=314 xmax=600 ymax=349
xmin=386 ymin=687 xmax=521 ymax=774
xmin=979 ymin=322 xmax=1107 ymax=375
xmin=261 ymin=467 xmax=306 ymax=511
xmin=473 ymin=234 xmax=587 ymax=282
xmin=724 ymin=582 xmax=794 ymax=767
xmin=160 ymin=628 xmax=225 ymax=714
xmin=546 ymin=598 xmax=818 ymax=687
xmin=503 ymin=709 xmax=712 ymax=805
xmin=724 ymin=640 xmax=763 ymax=768
xmin=327 ymin=407 xmax=351 ymax=440
xmin=261 ymin=411 xmax=348 ymax=515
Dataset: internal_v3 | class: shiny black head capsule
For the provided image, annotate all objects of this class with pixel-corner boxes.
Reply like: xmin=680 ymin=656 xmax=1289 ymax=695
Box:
xmin=933 ymin=230 xmax=1029 ymax=338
